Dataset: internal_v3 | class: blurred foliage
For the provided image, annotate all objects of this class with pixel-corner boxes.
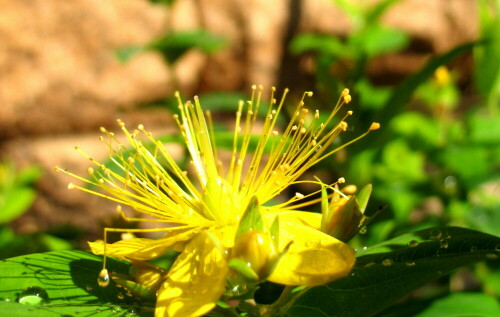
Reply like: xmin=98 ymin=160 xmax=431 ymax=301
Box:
xmin=116 ymin=0 xmax=232 ymax=115
xmin=112 ymin=0 xmax=500 ymax=313
xmin=287 ymin=0 xmax=500 ymax=315
xmin=0 ymin=161 xmax=73 ymax=259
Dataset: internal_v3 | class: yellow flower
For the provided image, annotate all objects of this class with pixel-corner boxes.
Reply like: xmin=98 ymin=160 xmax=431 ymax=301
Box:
xmin=56 ymin=85 xmax=379 ymax=317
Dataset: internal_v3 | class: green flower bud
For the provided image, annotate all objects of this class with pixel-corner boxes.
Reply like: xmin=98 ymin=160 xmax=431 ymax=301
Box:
xmin=322 ymin=196 xmax=363 ymax=241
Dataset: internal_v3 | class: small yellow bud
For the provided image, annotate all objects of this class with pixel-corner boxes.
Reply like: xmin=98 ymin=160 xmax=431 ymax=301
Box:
xmin=295 ymin=192 xmax=305 ymax=199
xmin=342 ymin=184 xmax=357 ymax=194
xmin=231 ymin=231 xmax=278 ymax=280
xmin=370 ymin=122 xmax=381 ymax=130
xmin=129 ymin=260 xmax=167 ymax=294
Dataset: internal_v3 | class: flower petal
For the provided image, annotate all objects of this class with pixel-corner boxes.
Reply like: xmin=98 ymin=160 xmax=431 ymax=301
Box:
xmin=88 ymin=228 xmax=197 ymax=261
xmin=268 ymin=221 xmax=355 ymax=286
xmin=156 ymin=231 xmax=228 ymax=317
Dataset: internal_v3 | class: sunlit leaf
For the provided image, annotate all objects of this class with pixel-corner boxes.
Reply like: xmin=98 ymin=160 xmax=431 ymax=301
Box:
xmin=279 ymin=226 xmax=500 ymax=317
xmin=0 ymin=250 xmax=152 ymax=316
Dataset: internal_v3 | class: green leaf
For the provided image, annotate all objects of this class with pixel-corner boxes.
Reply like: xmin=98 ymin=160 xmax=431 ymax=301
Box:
xmin=0 ymin=187 xmax=36 ymax=224
xmin=289 ymin=34 xmax=348 ymax=58
xmin=413 ymin=292 xmax=500 ymax=317
xmin=279 ymin=226 xmax=500 ymax=317
xmin=0 ymin=163 xmax=41 ymax=224
xmin=376 ymin=41 xmax=480 ymax=128
xmin=115 ymin=46 xmax=144 ymax=62
xmin=474 ymin=1 xmax=500 ymax=103
xmin=356 ymin=184 xmax=372 ymax=213
xmin=15 ymin=166 xmax=42 ymax=186
xmin=0 ymin=250 xmax=153 ymax=316
xmin=149 ymin=30 xmax=226 ymax=64
xmin=440 ymin=145 xmax=490 ymax=182
xmin=351 ymin=26 xmax=409 ymax=57
xmin=390 ymin=112 xmax=441 ymax=147
xmin=365 ymin=0 xmax=402 ymax=25
xmin=228 ymin=258 xmax=259 ymax=281
xmin=197 ymin=92 xmax=249 ymax=112
xmin=469 ymin=112 xmax=500 ymax=144
xmin=236 ymin=196 xmax=264 ymax=238
xmin=355 ymin=79 xmax=392 ymax=110
xmin=374 ymin=139 xmax=426 ymax=184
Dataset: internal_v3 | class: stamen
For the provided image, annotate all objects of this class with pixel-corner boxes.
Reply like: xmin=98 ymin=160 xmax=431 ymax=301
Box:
xmin=370 ymin=122 xmax=381 ymax=130
xmin=342 ymin=184 xmax=357 ymax=194
xmin=295 ymin=192 xmax=304 ymax=199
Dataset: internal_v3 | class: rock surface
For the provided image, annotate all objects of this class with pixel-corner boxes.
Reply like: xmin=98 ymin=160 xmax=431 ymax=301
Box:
xmin=0 ymin=0 xmax=478 ymax=240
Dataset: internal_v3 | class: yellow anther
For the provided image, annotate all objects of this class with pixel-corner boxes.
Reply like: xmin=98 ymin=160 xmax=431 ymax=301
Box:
xmin=88 ymin=167 xmax=94 ymax=175
xmin=295 ymin=192 xmax=305 ymax=199
xmin=343 ymin=95 xmax=352 ymax=104
xmin=339 ymin=122 xmax=348 ymax=131
xmin=341 ymin=88 xmax=349 ymax=97
xmin=370 ymin=122 xmax=381 ymax=130
xmin=342 ymin=184 xmax=357 ymax=194
xmin=121 ymin=232 xmax=135 ymax=241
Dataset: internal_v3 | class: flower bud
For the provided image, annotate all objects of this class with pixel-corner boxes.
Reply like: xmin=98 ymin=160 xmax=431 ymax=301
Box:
xmin=321 ymin=196 xmax=363 ymax=242
xmin=128 ymin=260 xmax=167 ymax=294
xmin=230 ymin=230 xmax=278 ymax=281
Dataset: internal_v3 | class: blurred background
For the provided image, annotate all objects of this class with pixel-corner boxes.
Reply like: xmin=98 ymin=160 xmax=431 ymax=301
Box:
xmin=0 ymin=0 xmax=498 ymax=308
